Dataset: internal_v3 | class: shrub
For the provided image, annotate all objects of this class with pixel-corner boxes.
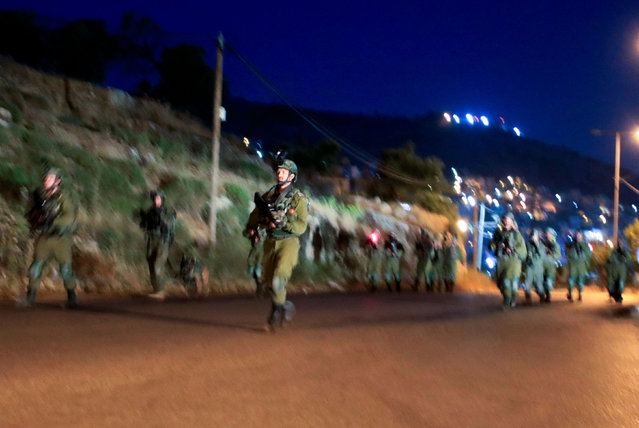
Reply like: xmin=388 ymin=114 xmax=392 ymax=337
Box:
xmin=0 ymin=161 xmax=37 ymax=199
xmin=224 ymin=182 xmax=250 ymax=213
xmin=163 ymin=175 xmax=208 ymax=210
xmin=233 ymin=160 xmax=272 ymax=182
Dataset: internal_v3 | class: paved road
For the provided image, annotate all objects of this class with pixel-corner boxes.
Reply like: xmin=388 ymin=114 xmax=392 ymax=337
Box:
xmin=1 ymin=289 xmax=638 ymax=427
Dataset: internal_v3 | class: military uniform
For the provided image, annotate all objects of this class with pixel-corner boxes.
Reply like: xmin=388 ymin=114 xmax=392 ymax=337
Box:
xmin=20 ymin=170 xmax=78 ymax=307
xmin=432 ymin=239 xmax=444 ymax=292
xmin=179 ymin=251 xmax=208 ymax=296
xmin=523 ymin=233 xmax=544 ymax=304
xmin=384 ymin=234 xmax=405 ymax=292
xmin=540 ymin=229 xmax=561 ymax=303
xmin=245 ymin=160 xmax=309 ymax=331
xmin=139 ymin=192 xmax=176 ymax=297
xmin=566 ymin=237 xmax=591 ymax=302
xmin=413 ymin=231 xmax=435 ymax=292
xmin=606 ymin=245 xmax=630 ymax=303
xmin=364 ymin=231 xmax=384 ymax=291
xmin=441 ymin=238 xmax=463 ymax=293
xmin=488 ymin=215 xmax=526 ymax=309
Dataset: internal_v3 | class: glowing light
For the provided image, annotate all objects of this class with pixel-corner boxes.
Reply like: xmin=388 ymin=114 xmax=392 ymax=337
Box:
xmin=493 ymin=200 xmax=500 ymax=208
xmin=499 ymin=117 xmax=505 ymax=124
xmin=369 ymin=231 xmax=380 ymax=245
xmin=526 ymin=212 xmax=533 ymax=219
xmin=443 ymin=112 xmax=452 ymax=122
xmin=499 ymin=180 xmax=505 ymax=188
xmin=400 ymin=202 xmax=411 ymax=211
xmin=451 ymin=167 xmax=458 ymax=177
xmin=572 ymin=201 xmax=578 ymax=209
xmin=485 ymin=256 xmax=496 ymax=270
xmin=462 ymin=196 xmax=468 ymax=206
xmin=584 ymin=230 xmax=604 ymax=242
xmin=520 ymin=201 xmax=526 ymax=209
xmin=633 ymin=204 xmax=638 ymax=213
xmin=495 ymin=188 xmax=501 ymax=197
xmin=256 ymin=150 xmax=263 ymax=159
xmin=555 ymin=194 xmax=562 ymax=203
xmin=486 ymin=195 xmax=493 ymax=204
xmin=507 ymin=176 xmax=514 ymax=185
xmin=457 ymin=219 xmax=469 ymax=233
xmin=466 ymin=113 xmax=474 ymax=125
xmin=599 ymin=215 xmax=607 ymax=224
xmin=606 ymin=239 xmax=613 ymax=248
xmin=468 ymin=196 xmax=476 ymax=207
xmin=506 ymin=190 xmax=513 ymax=200
xmin=519 ymin=193 xmax=526 ymax=202
xmin=480 ymin=116 xmax=489 ymax=126
xmin=452 ymin=114 xmax=460 ymax=124
xmin=243 ymin=137 xmax=250 ymax=147
xmin=513 ymin=127 xmax=521 ymax=137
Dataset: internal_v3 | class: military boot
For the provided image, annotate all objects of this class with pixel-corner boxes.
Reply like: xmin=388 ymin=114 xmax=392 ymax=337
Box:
xmin=255 ymin=281 xmax=264 ymax=299
xmin=281 ymin=300 xmax=296 ymax=328
xmin=395 ymin=278 xmax=401 ymax=293
xmin=539 ymin=294 xmax=545 ymax=304
xmin=525 ymin=292 xmax=532 ymax=305
xmin=411 ymin=280 xmax=419 ymax=293
xmin=502 ymin=295 xmax=510 ymax=311
xmin=567 ymin=290 xmax=573 ymax=302
xmin=265 ymin=304 xmax=284 ymax=332
xmin=578 ymin=290 xmax=582 ymax=302
xmin=65 ymin=289 xmax=79 ymax=309
xmin=545 ymin=293 xmax=551 ymax=304
xmin=386 ymin=281 xmax=393 ymax=292
xmin=16 ymin=289 xmax=37 ymax=308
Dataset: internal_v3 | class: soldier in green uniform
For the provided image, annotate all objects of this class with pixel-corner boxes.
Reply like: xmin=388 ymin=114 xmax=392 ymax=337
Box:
xmin=566 ymin=231 xmax=591 ymax=302
xmin=523 ymin=229 xmax=544 ymax=304
xmin=244 ymin=227 xmax=265 ymax=297
xmin=606 ymin=240 xmax=631 ymax=303
xmin=178 ymin=246 xmax=208 ymax=297
xmin=384 ymin=232 xmax=405 ymax=292
xmin=540 ymin=228 xmax=561 ymax=303
xmin=431 ymin=236 xmax=444 ymax=292
xmin=19 ymin=168 xmax=78 ymax=308
xmin=488 ymin=212 xmax=526 ymax=310
xmin=245 ymin=159 xmax=309 ymax=332
xmin=441 ymin=233 xmax=463 ymax=293
xmin=364 ymin=229 xmax=384 ymax=292
xmin=138 ymin=190 xmax=176 ymax=300
xmin=413 ymin=229 xmax=435 ymax=292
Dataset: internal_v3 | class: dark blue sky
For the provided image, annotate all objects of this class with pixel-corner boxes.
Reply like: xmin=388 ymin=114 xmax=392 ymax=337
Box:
xmin=5 ymin=0 xmax=639 ymax=165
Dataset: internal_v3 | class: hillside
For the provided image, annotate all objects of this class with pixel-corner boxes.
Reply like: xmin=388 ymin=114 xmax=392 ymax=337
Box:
xmin=0 ymin=57 xmax=491 ymax=298
xmin=223 ymin=99 xmax=637 ymax=200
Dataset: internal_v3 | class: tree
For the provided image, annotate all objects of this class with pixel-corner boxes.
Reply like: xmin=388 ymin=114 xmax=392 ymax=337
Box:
xmin=372 ymin=142 xmax=457 ymax=220
xmin=0 ymin=10 xmax=46 ymax=67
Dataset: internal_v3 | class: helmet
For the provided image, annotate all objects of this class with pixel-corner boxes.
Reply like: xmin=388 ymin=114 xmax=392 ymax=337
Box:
xmin=43 ymin=167 xmax=61 ymax=179
xmin=545 ymin=227 xmax=556 ymax=237
xmin=501 ymin=212 xmax=515 ymax=222
xmin=150 ymin=190 xmax=166 ymax=204
xmin=277 ymin=159 xmax=298 ymax=182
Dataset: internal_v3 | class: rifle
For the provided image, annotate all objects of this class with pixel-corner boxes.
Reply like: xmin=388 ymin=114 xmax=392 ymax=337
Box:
xmin=254 ymin=192 xmax=278 ymax=225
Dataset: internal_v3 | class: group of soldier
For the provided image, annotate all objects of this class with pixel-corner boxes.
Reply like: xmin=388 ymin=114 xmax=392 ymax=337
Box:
xmin=16 ymin=161 xmax=634 ymax=330
xmin=489 ymin=212 xmax=632 ymax=310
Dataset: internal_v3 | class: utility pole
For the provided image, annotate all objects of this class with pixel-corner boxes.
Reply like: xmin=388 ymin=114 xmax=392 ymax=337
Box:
xmin=613 ymin=131 xmax=620 ymax=243
xmin=209 ymin=33 xmax=224 ymax=248
xmin=476 ymin=203 xmax=485 ymax=271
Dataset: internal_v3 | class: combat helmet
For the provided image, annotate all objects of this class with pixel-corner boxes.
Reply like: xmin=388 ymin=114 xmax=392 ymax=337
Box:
xmin=278 ymin=159 xmax=298 ymax=182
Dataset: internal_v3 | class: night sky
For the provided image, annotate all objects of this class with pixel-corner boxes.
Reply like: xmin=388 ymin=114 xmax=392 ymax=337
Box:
xmin=5 ymin=0 xmax=639 ymax=167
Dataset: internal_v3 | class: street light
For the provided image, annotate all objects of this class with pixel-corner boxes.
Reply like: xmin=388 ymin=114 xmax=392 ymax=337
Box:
xmin=591 ymin=128 xmax=639 ymax=242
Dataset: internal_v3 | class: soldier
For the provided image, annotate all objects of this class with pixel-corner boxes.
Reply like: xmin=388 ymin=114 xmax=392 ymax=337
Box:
xmin=488 ymin=212 xmax=526 ymax=310
xmin=441 ymin=233 xmax=463 ymax=293
xmin=178 ymin=246 xmax=208 ymax=297
xmin=138 ymin=190 xmax=176 ymax=300
xmin=244 ymin=227 xmax=265 ymax=297
xmin=523 ymin=229 xmax=544 ymax=304
xmin=312 ymin=226 xmax=323 ymax=263
xmin=18 ymin=167 xmax=78 ymax=308
xmin=566 ymin=231 xmax=591 ymax=302
xmin=245 ymin=159 xmax=309 ymax=332
xmin=413 ymin=229 xmax=435 ymax=292
xmin=384 ymin=232 xmax=405 ymax=292
xmin=364 ymin=228 xmax=384 ymax=292
xmin=605 ymin=240 xmax=631 ymax=303
xmin=431 ymin=236 xmax=444 ymax=292
xmin=540 ymin=227 xmax=561 ymax=303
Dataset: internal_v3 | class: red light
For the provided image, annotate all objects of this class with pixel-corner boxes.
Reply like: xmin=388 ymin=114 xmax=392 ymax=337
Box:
xmin=499 ymin=116 xmax=505 ymax=124
xmin=369 ymin=232 xmax=380 ymax=244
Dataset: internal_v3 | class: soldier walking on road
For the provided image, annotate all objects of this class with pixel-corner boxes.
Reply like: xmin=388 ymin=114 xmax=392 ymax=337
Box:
xmin=413 ymin=229 xmax=435 ymax=292
xmin=540 ymin=228 xmax=561 ymax=303
xmin=566 ymin=231 xmax=591 ymax=302
xmin=441 ymin=233 xmax=463 ymax=293
xmin=488 ymin=213 xmax=526 ymax=310
xmin=384 ymin=232 xmax=405 ymax=292
xmin=523 ymin=229 xmax=544 ymax=304
xmin=245 ymin=159 xmax=309 ymax=332
xmin=18 ymin=167 xmax=79 ymax=308
xmin=606 ymin=240 xmax=631 ymax=303
xmin=138 ymin=190 xmax=176 ymax=300
xmin=364 ymin=229 xmax=384 ymax=292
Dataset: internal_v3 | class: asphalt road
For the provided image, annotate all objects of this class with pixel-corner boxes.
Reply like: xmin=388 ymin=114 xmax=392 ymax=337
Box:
xmin=1 ymin=289 xmax=638 ymax=427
